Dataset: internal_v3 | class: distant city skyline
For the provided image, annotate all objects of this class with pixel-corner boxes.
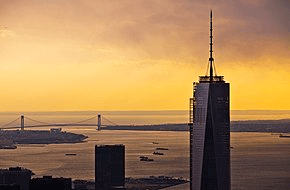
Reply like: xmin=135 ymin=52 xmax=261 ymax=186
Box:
xmin=0 ymin=0 xmax=289 ymax=111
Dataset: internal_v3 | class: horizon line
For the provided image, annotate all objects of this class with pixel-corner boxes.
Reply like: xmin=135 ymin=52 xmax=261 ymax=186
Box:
xmin=0 ymin=109 xmax=289 ymax=113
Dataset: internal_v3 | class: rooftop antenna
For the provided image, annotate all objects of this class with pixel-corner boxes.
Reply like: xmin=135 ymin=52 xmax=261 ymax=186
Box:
xmin=209 ymin=10 xmax=214 ymax=82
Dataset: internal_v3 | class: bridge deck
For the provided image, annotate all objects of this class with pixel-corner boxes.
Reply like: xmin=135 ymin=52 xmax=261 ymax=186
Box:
xmin=0 ymin=124 xmax=108 ymax=130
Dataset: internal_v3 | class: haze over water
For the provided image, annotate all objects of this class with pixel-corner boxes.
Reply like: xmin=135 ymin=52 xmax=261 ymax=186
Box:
xmin=0 ymin=110 xmax=289 ymax=190
xmin=0 ymin=110 xmax=289 ymax=126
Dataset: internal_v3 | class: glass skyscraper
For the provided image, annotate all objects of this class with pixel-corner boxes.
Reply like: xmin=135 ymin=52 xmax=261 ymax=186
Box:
xmin=189 ymin=11 xmax=230 ymax=190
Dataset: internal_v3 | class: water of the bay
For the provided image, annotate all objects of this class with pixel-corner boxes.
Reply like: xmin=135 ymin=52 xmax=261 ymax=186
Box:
xmin=0 ymin=110 xmax=289 ymax=190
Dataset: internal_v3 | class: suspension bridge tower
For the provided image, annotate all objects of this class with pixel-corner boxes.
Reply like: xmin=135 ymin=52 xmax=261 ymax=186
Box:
xmin=97 ymin=114 xmax=101 ymax=131
xmin=21 ymin=114 xmax=25 ymax=130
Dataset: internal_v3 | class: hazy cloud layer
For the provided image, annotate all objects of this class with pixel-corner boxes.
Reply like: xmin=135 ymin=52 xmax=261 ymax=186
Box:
xmin=1 ymin=0 xmax=289 ymax=65
xmin=0 ymin=0 xmax=289 ymax=110
xmin=0 ymin=27 xmax=15 ymax=38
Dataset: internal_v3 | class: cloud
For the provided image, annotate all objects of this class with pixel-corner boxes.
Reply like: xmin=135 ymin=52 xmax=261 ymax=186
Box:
xmin=1 ymin=0 xmax=289 ymax=65
xmin=0 ymin=27 xmax=15 ymax=38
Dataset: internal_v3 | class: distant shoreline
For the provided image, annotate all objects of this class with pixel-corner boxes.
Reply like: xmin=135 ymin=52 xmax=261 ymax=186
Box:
xmin=102 ymin=119 xmax=290 ymax=133
xmin=0 ymin=129 xmax=87 ymax=149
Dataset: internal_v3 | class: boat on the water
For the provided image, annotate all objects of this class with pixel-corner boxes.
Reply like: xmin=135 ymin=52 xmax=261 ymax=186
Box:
xmin=139 ymin=156 xmax=154 ymax=161
xmin=153 ymin=151 xmax=164 ymax=155
xmin=279 ymin=134 xmax=290 ymax=138
xmin=156 ymin=147 xmax=168 ymax=150
xmin=65 ymin=153 xmax=77 ymax=156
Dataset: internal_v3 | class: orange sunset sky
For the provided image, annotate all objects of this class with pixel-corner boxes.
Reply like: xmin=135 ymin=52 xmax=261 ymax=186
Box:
xmin=0 ymin=0 xmax=289 ymax=111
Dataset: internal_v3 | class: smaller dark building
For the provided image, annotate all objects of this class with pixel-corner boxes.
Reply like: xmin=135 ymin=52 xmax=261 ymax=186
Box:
xmin=29 ymin=176 xmax=71 ymax=190
xmin=0 ymin=167 xmax=32 ymax=190
xmin=0 ymin=184 xmax=20 ymax=190
xmin=95 ymin=144 xmax=125 ymax=190
xmin=73 ymin=180 xmax=95 ymax=190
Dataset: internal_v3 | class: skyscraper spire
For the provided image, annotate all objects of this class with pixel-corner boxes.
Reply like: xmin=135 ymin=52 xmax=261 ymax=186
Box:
xmin=190 ymin=11 xmax=230 ymax=190
xmin=209 ymin=10 xmax=214 ymax=82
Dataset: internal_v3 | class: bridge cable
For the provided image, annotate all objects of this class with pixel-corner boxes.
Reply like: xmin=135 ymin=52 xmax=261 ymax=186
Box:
xmin=74 ymin=116 xmax=97 ymax=124
xmin=102 ymin=116 xmax=118 ymax=126
xmin=25 ymin=116 xmax=50 ymax=125
xmin=0 ymin=117 xmax=21 ymax=128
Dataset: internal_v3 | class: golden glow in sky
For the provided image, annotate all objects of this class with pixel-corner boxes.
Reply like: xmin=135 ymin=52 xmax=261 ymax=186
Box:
xmin=0 ymin=0 xmax=289 ymax=111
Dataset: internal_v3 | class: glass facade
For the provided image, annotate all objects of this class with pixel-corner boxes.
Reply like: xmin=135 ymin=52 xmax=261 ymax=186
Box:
xmin=191 ymin=81 xmax=230 ymax=190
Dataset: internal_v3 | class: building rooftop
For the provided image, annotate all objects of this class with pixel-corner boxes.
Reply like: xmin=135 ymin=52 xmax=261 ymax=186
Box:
xmin=96 ymin=144 xmax=124 ymax=148
xmin=199 ymin=75 xmax=225 ymax=83
xmin=0 ymin=167 xmax=33 ymax=174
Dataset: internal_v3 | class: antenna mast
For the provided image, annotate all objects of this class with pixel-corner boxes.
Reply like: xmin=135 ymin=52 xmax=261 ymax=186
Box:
xmin=209 ymin=10 xmax=214 ymax=82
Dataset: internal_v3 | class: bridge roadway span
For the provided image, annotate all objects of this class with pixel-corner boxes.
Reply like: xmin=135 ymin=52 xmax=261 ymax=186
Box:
xmin=0 ymin=123 xmax=108 ymax=130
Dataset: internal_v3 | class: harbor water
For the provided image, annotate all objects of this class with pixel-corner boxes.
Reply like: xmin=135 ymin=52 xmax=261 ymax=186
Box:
xmin=0 ymin=110 xmax=289 ymax=190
